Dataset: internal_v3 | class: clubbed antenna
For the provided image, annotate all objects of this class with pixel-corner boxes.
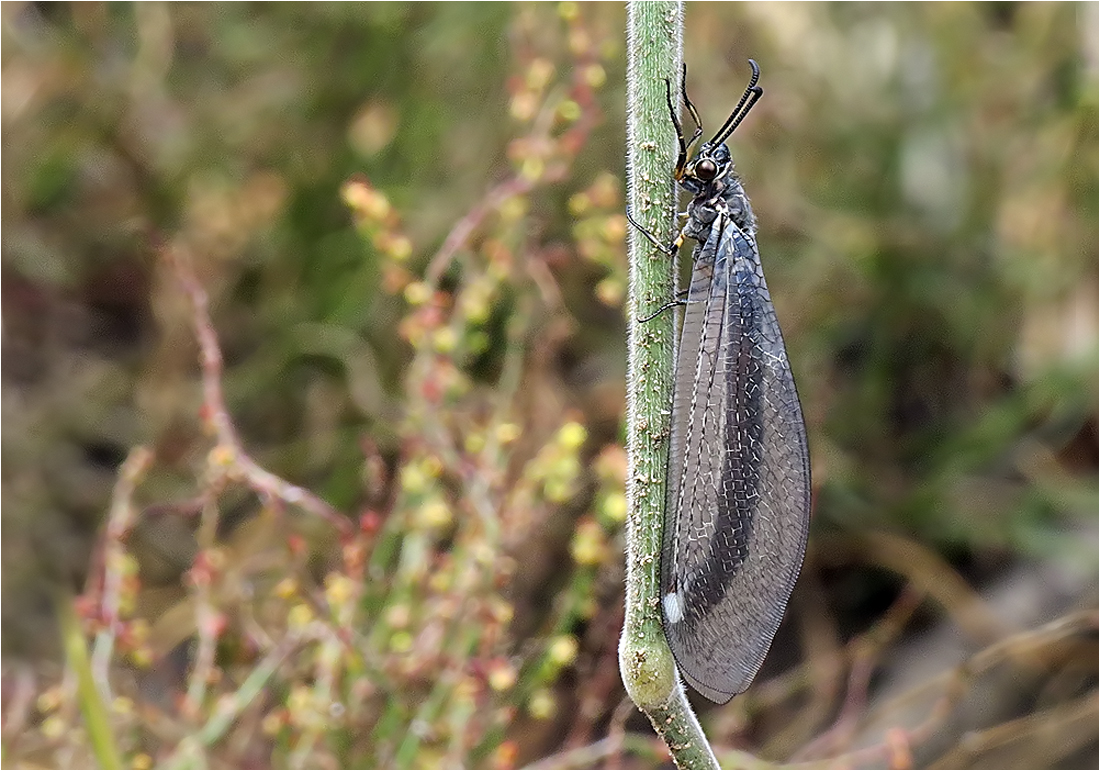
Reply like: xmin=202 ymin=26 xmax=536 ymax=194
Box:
xmin=708 ymin=59 xmax=763 ymax=147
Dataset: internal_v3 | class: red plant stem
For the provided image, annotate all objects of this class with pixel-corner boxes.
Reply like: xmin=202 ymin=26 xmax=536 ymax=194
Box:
xmin=166 ymin=245 xmax=352 ymax=538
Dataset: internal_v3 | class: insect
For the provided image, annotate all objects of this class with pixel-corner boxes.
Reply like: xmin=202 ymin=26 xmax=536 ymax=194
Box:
xmin=629 ymin=60 xmax=811 ymax=704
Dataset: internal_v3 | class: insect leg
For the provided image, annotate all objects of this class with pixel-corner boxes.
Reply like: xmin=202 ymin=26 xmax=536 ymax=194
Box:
xmin=626 ymin=207 xmax=679 ymax=256
xmin=669 ymin=65 xmax=703 ymax=180
xmin=679 ymin=65 xmax=704 ymax=148
xmin=626 ymin=207 xmax=690 ymax=322
xmin=637 ymin=291 xmax=689 ymax=324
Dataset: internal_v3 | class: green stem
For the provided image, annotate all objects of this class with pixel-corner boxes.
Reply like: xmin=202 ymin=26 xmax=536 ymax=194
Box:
xmin=621 ymin=2 xmax=719 ymax=768
xmin=60 ymin=598 xmax=122 ymax=770
xmin=168 ymin=636 xmax=296 ymax=769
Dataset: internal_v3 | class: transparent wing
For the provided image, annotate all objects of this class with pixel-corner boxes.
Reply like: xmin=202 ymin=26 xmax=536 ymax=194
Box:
xmin=661 ymin=217 xmax=811 ymax=704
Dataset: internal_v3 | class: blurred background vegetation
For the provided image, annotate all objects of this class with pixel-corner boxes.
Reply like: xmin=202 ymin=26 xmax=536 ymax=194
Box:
xmin=1 ymin=2 xmax=1096 ymax=768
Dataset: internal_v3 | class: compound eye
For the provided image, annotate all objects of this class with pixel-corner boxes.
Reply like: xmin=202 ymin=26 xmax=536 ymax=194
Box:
xmin=695 ymin=159 xmax=717 ymax=181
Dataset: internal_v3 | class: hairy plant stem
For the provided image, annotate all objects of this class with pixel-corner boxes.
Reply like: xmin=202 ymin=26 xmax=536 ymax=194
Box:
xmin=620 ymin=2 xmax=719 ymax=768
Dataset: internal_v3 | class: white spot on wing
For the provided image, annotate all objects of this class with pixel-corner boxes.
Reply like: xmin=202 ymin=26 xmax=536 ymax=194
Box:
xmin=663 ymin=591 xmax=685 ymax=624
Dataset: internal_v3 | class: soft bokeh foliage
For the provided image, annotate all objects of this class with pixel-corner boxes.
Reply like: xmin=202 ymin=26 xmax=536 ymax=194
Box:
xmin=2 ymin=3 xmax=1096 ymax=769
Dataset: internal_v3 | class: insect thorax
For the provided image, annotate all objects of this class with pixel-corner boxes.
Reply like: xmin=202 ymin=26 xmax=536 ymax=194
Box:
xmin=722 ymin=180 xmax=756 ymax=234
xmin=684 ymin=178 xmax=757 ymax=243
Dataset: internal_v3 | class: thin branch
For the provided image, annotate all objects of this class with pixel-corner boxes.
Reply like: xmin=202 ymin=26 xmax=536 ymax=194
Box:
xmin=91 ymin=445 xmax=154 ymax=700
xmin=166 ymin=633 xmax=301 ymax=769
xmin=422 ymin=31 xmax=603 ymax=292
xmin=790 ymin=587 xmax=922 ymax=761
xmin=790 ymin=610 xmax=1099 ymax=769
xmin=183 ymin=496 xmax=222 ymax=718
xmin=813 ymin=531 xmax=1008 ymax=645
xmin=424 ymin=177 xmax=533 ymax=287
xmin=524 ymin=732 xmax=665 ymax=770
xmin=162 ymin=244 xmax=352 ymax=538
